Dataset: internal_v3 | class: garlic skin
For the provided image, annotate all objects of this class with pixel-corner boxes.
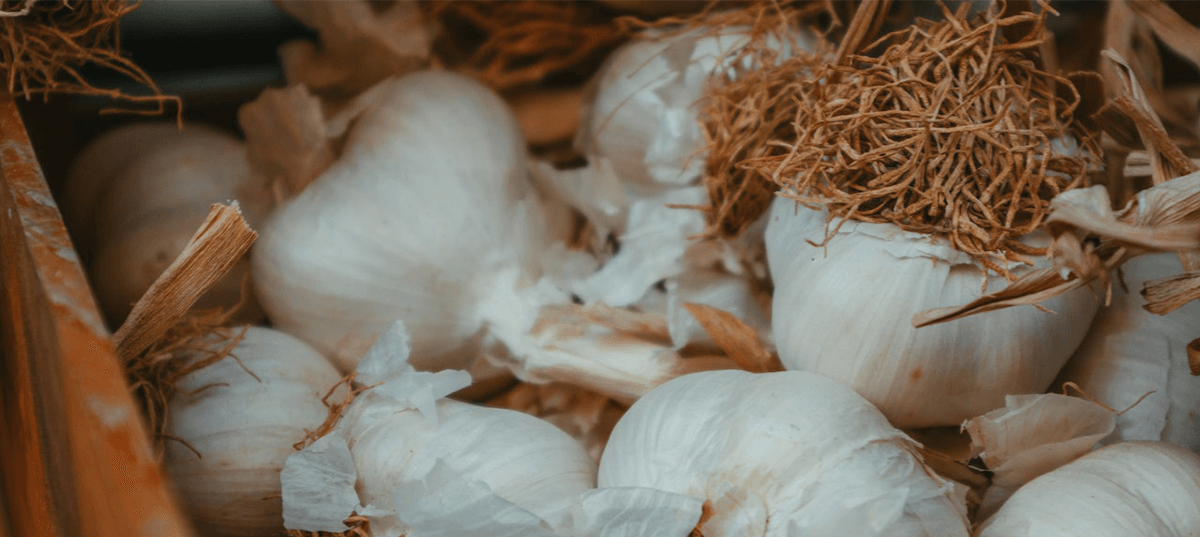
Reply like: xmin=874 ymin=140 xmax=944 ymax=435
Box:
xmin=164 ymin=327 xmax=341 ymax=537
xmin=598 ymin=370 xmax=970 ymax=537
xmin=976 ymin=442 xmax=1200 ymax=537
xmin=253 ymin=71 xmax=550 ymax=373
xmin=1056 ymin=253 xmax=1200 ymax=449
xmin=765 ymin=198 xmax=1099 ymax=428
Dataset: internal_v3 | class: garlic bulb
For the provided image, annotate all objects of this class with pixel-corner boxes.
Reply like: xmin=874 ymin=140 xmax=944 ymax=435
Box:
xmin=164 ymin=326 xmax=341 ymax=537
xmin=68 ymin=123 xmax=271 ymax=324
xmin=281 ymin=321 xmax=596 ymax=536
xmin=1055 ymin=253 xmax=1200 ymax=449
xmin=765 ymin=198 xmax=1100 ymax=428
xmin=580 ymin=28 xmax=751 ymax=189
xmin=976 ymin=442 xmax=1200 ymax=536
xmin=564 ymin=24 xmax=800 ymax=315
xmin=253 ymin=70 xmax=554 ymax=373
xmin=598 ymin=370 xmax=970 ymax=536
xmin=63 ymin=122 xmax=182 ymax=251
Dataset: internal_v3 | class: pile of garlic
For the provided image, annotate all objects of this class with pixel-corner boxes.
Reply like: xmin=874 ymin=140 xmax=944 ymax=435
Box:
xmin=66 ymin=2 xmax=1200 ymax=536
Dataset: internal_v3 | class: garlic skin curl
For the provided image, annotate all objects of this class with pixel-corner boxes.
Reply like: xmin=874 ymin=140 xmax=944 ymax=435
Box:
xmin=598 ymin=370 xmax=970 ymax=537
xmin=164 ymin=327 xmax=341 ymax=537
xmin=1056 ymin=253 xmax=1200 ymax=449
xmin=252 ymin=71 xmax=549 ymax=373
xmin=975 ymin=442 xmax=1200 ymax=537
xmin=765 ymin=198 xmax=1099 ymax=428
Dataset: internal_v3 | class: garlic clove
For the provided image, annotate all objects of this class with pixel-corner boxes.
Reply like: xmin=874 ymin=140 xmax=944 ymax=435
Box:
xmin=164 ymin=327 xmax=341 ymax=537
xmin=598 ymin=369 xmax=970 ymax=536
xmin=766 ymin=197 xmax=1100 ymax=428
xmin=975 ymin=442 xmax=1200 ymax=537
xmin=1055 ymin=253 xmax=1200 ymax=449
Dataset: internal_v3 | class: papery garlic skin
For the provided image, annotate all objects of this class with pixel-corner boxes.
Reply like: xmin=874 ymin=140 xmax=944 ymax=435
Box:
xmin=976 ymin=442 xmax=1200 ymax=537
xmin=765 ymin=198 xmax=1099 ymax=428
xmin=599 ymin=370 xmax=970 ymax=537
xmin=164 ymin=327 xmax=341 ymax=537
xmin=341 ymin=394 xmax=597 ymax=535
xmin=253 ymin=71 xmax=549 ymax=373
xmin=1056 ymin=253 xmax=1200 ymax=449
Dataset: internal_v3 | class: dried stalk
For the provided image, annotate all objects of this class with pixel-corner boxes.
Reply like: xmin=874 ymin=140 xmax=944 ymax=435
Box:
xmin=113 ymin=203 xmax=257 ymax=361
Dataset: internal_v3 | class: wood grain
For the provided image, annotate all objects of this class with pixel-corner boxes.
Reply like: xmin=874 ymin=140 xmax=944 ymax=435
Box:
xmin=0 ymin=93 xmax=194 ymax=537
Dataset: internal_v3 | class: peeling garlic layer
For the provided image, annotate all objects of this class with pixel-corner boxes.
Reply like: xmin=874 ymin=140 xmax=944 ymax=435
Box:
xmin=766 ymin=198 xmax=1099 ymax=428
xmin=599 ymin=370 xmax=970 ymax=537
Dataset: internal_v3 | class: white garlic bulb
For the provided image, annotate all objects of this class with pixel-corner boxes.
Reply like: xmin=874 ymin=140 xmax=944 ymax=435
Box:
xmin=164 ymin=326 xmax=341 ymax=537
xmin=252 ymin=70 xmax=553 ymax=373
xmin=281 ymin=321 xmax=596 ymax=537
xmin=344 ymin=396 xmax=597 ymax=536
xmin=69 ymin=123 xmax=271 ymax=324
xmin=580 ymin=28 xmax=750 ymax=189
xmin=765 ymin=198 xmax=1099 ymax=428
xmin=598 ymin=370 xmax=970 ymax=537
xmin=567 ymin=23 xmax=810 ymax=310
xmin=976 ymin=442 xmax=1200 ymax=537
xmin=1055 ymin=253 xmax=1200 ymax=449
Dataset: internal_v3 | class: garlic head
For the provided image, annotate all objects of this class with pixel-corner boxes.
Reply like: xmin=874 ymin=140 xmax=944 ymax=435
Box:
xmin=164 ymin=326 xmax=341 ymax=537
xmin=976 ymin=442 xmax=1200 ymax=537
xmin=765 ymin=198 xmax=1099 ymax=428
xmin=598 ymin=369 xmax=970 ymax=537
xmin=252 ymin=70 xmax=551 ymax=373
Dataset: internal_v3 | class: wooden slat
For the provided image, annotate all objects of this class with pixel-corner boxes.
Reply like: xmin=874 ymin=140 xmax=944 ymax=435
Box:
xmin=0 ymin=94 xmax=194 ymax=537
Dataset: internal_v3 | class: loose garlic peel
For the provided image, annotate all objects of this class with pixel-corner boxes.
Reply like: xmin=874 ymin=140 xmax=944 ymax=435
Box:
xmin=975 ymin=442 xmax=1200 ymax=537
xmin=598 ymin=370 xmax=970 ymax=537
xmin=962 ymin=394 xmax=1116 ymax=520
xmin=766 ymin=198 xmax=1100 ymax=428
xmin=164 ymin=327 xmax=341 ymax=537
xmin=1056 ymin=253 xmax=1200 ymax=449
xmin=253 ymin=71 xmax=554 ymax=374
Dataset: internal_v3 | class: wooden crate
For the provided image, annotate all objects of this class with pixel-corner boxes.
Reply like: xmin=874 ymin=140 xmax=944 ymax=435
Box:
xmin=0 ymin=93 xmax=194 ymax=537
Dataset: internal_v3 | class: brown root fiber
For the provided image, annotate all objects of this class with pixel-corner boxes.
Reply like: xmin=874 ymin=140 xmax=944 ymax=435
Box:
xmin=0 ymin=0 xmax=176 ymax=113
xmin=125 ymin=307 xmax=247 ymax=456
xmin=423 ymin=1 xmax=626 ymax=93
xmin=285 ymin=515 xmax=371 ymax=537
xmin=704 ymin=2 xmax=1102 ymax=270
